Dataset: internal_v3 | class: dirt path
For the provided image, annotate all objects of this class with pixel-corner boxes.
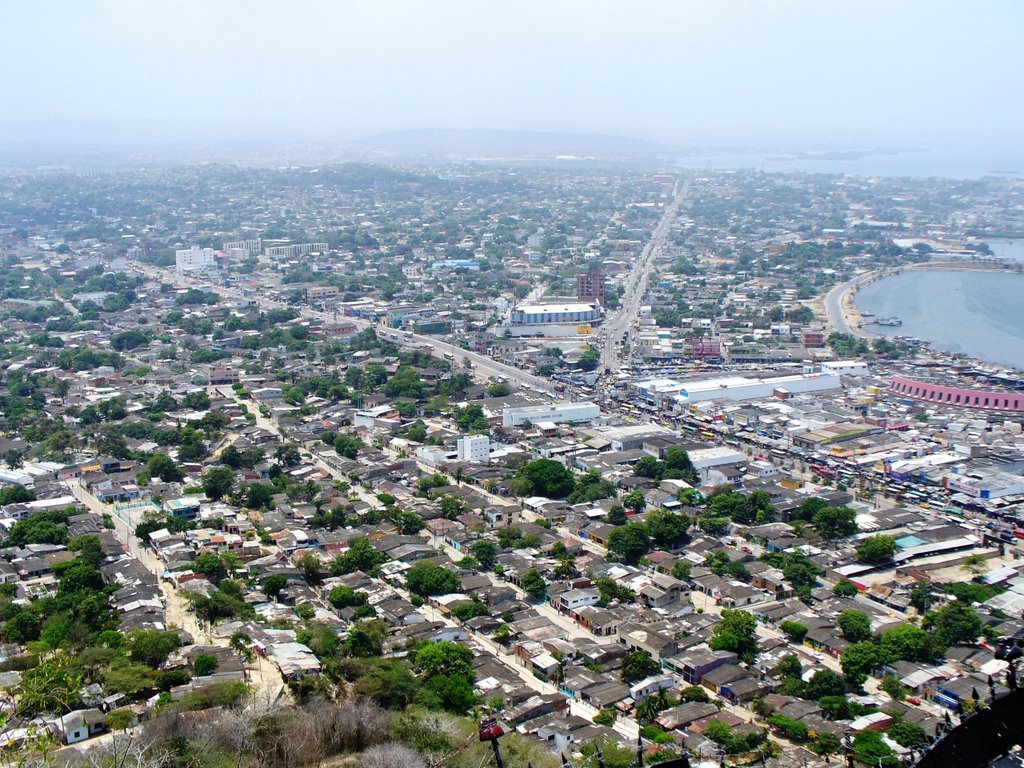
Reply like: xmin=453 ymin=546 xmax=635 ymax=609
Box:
xmin=67 ymin=481 xmax=291 ymax=706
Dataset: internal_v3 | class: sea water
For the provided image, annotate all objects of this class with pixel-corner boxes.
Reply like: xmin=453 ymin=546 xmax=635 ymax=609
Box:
xmin=855 ymin=270 xmax=1024 ymax=370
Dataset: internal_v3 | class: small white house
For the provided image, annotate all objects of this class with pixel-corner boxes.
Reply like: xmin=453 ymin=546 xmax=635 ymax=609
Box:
xmin=629 ymin=674 xmax=674 ymax=702
xmin=53 ymin=709 xmax=106 ymax=744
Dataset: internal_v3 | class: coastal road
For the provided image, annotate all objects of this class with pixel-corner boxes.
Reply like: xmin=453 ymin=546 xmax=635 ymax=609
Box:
xmin=823 ymin=271 xmax=877 ymax=337
xmin=601 ymin=179 xmax=687 ymax=374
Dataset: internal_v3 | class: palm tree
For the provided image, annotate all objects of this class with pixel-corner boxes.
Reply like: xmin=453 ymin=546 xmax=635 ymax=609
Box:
xmin=635 ymin=695 xmax=661 ymax=726
xmin=52 ymin=377 xmax=70 ymax=403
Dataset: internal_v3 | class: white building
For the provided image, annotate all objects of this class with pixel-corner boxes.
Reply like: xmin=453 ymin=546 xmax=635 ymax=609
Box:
xmin=510 ymin=302 xmax=599 ymax=326
xmin=502 ymin=402 xmax=600 ymax=428
xmin=821 ymin=361 xmax=868 ymax=376
xmin=175 ymin=246 xmax=216 ymax=273
xmin=263 ymin=242 xmax=329 ymax=259
xmin=687 ymin=446 xmax=747 ymax=470
xmin=633 ymin=372 xmax=841 ymax=408
xmin=222 ymin=238 xmax=262 ymax=257
xmin=457 ymin=434 xmax=490 ymax=463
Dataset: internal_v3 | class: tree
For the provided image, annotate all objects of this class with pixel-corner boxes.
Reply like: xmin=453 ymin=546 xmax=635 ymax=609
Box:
xmin=679 ymin=685 xmax=711 ymax=703
xmin=105 ymin=708 xmax=137 ymax=734
xmin=707 ymin=490 xmax=754 ymax=523
xmin=332 ymin=537 xmax=387 ymax=575
xmin=747 ymin=490 xmax=777 ymax=524
xmin=577 ymin=347 xmax=600 ymax=371
xmin=354 ymin=660 xmax=420 ymax=710
xmin=450 ymin=601 xmax=489 ymax=622
xmin=296 ymin=552 xmax=325 ymax=584
xmin=422 ymin=673 xmax=475 ymax=712
xmin=193 ymin=654 xmax=219 ymax=677
xmin=805 ymin=669 xmax=846 ymax=699
xmin=840 ymin=641 xmax=886 ymax=688
xmin=244 ymin=482 xmax=275 ymax=509
xmin=127 ymin=630 xmax=181 ymax=668
xmin=812 ymin=506 xmax=858 ymax=540
xmin=923 ymin=601 xmax=982 ymax=650
xmin=606 ymin=505 xmax=628 ymax=526
xmin=710 ymin=609 xmax=759 ymax=663
xmin=0 ymin=484 xmax=35 ymax=505
xmin=671 ymin=561 xmax=692 ymax=581
xmin=202 ymin=466 xmax=235 ymax=501
xmin=262 ymin=574 xmax=288 ymax=600
xmin=329 ymin=585 xmax=370 ymax=609
xmin=8 ymin=514 xmax=68 ymax=546
xmin=664 ymin=448 xmax=700 ymax=485
xmin=856 ymin=536 xmax=897 ymax=566
xmin=520 ymin=568 xmax=547 ymax=600
xmin=346 ymin=620 xmax=388 ymax=657
xmin=438 ymin=494 xmax=467 ymax=520
xmin=16 ymin=653 xmax=83 ymax=716
xmin=335 ymin=433 xmax=363 ymax=459
xmin=59 ymin=561 xmax=104 ymax=593
xmin=705 ymin=550 xmax=750 ymax=580
xmin=838 ymin=610 xmax=872 ymax=642
xmin=833 ymin=578 xmax=859 ymax=597
xmin=880 ymin=623 xmax=933 ymax=662
xmin=794 ymin=496 xmax=829 ymax=521
xmin=413 ymin=640 xmax=475 ymax=682
xmin=888 ymin=720 xmax=928 ymax=748
xmin=606 ymin=523 xmax=650 ymax=564
xmin=780 ymin=620 xmax=808 ymax=642
xmin=146 ymin=453 xmax=184 ymax=482
xmin=516 ymin=459 xmax=575 ymax=499
xmin=621 ymin=489 xmax=646 ymax=512
xmin=643 ymin=509 xmax=690 ymax=547
xmin=961 ymin=553 xmax=989 ymax=578
xmin=194 ymin=553 xmax=232 ymax=585
xmin=773 ymin=655 xmax=803 ymax=683
xmin=635 ymin=690 xmax=671 ymax=725
xmin=567 ymin=471 xmax=617 ymax=504
xmin=811 ymin=733 xmax=843 ymax=761
xmin=275 ymin=443 xmax=302 ymax=467
xmin=778 ymin=551 xmax=822 ymax=589
xmin=853 ymin=730 xmax=899 ymax=768
xmin=470 ymin=541 xmax=497 ymax=571
xmin=634 ymin=456 xmax=663 ymax=479
xmin=405 ymin=562 xmax=460 ymax=597
xmin=621 ymin=650 xmax=661 ymax=683
xmin=880 ymin=675 xmax=907 ymax=701
xmin=697 ymin=514 xmax=729 ymax=536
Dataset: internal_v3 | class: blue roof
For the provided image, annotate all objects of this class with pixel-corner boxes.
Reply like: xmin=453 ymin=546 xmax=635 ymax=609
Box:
xmin=895 ymin=534 xmax=926 ymax=549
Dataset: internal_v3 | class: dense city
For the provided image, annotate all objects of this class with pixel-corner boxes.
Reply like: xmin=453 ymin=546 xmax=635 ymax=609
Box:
xmin=0 ymin=161 xmax=1023 ymax=768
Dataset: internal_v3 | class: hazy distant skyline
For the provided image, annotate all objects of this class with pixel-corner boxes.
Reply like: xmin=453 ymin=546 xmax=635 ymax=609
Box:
xmin=3 ymin=1 xmax=1022 ymax=152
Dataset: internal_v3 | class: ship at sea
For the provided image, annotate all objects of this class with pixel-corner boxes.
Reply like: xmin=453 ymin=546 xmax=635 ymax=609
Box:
xmin=871 ymin=316 xmax=903 ymax=326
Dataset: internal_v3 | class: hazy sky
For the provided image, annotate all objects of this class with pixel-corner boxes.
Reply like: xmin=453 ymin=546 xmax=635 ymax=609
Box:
xmin=3 ymin=1 xmax=1021 ymax=150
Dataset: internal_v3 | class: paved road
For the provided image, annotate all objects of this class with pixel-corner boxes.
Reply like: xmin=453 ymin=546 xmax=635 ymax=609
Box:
xmin=823 ymin=271 xmax=877 ymax=337
xmin=232 ymin=388 xmax=640 ymax=739
xmin=602 ymin=179 xmax=688 ymax=374
xmin=131 ymin=263 xmax=558 ymax=395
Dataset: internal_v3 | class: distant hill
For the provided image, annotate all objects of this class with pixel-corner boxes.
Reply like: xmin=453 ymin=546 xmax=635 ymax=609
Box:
xmin=345 ymin=129 xmax=670 ymax=163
